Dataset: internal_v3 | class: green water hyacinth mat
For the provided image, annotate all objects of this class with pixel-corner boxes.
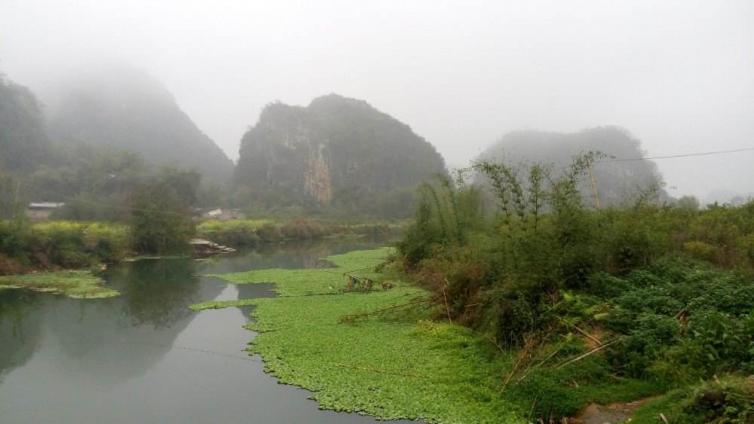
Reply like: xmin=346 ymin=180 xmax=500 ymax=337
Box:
xmin=193 ymin=248 xmax=523 ymax=423
xmin=0 ymin=270 xmax=119 ymax=299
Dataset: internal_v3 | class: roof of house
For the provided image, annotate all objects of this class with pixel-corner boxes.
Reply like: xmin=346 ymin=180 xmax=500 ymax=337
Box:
xmin=28 ymin=202 xmax=65 ymax=209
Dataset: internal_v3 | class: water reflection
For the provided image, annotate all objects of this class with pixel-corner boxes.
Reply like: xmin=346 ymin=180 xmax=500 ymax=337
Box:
xmin=0 ymin=237 xmax=412 ymax=424
xmin=111 ymin=258 xmax=202 ymax=328
xmin=0 ymin=291 xmax=43 ymax=381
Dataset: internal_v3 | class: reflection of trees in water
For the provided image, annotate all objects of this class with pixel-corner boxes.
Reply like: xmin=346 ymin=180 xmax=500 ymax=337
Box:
xmin=0 ymin=240 xmax=389 ymax=388
xmin=37 ymin=258 xmax=225 ymax=385
xmin=0 ymin=291 xmax=43 ymax=380
xmin=110 ymin=258 xmax=202 ymax=328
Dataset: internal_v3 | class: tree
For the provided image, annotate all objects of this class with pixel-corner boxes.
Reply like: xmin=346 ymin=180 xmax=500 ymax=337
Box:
xmin=129 ymin=169 xmax=199 ymax=255
xmin=0 ymin=169 xmax=24 ymax=219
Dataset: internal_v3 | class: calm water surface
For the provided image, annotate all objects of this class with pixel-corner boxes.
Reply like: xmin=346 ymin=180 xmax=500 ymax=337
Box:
xmin=0 ymin=239 xmax=414 ymax=423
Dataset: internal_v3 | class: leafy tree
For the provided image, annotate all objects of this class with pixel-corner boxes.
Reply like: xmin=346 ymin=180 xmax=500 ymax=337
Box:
xmin=129 ymin=169 xmax=199 ymax=255
xmin=0 ymin=169 xmax=24 ymax=219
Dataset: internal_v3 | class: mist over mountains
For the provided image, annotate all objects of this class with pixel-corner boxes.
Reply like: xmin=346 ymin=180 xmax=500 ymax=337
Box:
xmin=47 ymin=66 xmax=234 ymax=184
xmin=0 ymin=75 xmax=50 ymax=173
xmin=0 ymin=65 xmax=682 ymax=216
xmin=477 ymin=127 xmax=667 ymax=206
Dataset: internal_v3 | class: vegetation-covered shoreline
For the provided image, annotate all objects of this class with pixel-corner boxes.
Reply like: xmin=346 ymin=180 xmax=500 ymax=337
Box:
xmin=192 ymin=248 xmax=669 ymax=423
xmin=0 ymin=270 xmax=118 ymax=298
xmin=194 ymin=248 xmax=523 ymax=423
xmin=394 ymin=155 xmax=754 ymax=422
xmin=195 ymin=218 xmax=405 ymax=248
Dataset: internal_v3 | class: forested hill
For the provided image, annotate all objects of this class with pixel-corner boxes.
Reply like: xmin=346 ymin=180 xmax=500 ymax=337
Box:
xmin=234 ymin=94 xmax=446 ymax=217
xmin=477 ymin=127 xmax=667 ymax=205
xmin=47 ymin=67 xmax=233 ymax=184
xmin=0 ymin=75 xmax=50 ymax=173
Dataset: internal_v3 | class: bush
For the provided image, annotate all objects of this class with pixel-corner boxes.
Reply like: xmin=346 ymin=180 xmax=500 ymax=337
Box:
xmin=395 ymin=153 xmax=754 ymax=422
xmin=196 ymin=219 xmax=271 ymax=247
xmin=0 ymin=220 xmax=131 ymax=270
xmin=280 ymin=219 xmax=327 ymax=239
xmin=256 ymin=223 xmax=283 ymax=242
xmin=635 ymin=375 xmax=754 ymax=424
xmin=684 ymin=240 xmax=722 ymax=263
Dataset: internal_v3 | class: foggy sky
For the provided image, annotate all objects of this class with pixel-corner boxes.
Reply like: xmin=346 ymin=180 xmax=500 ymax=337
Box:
xmin=1 ymin=0 xmax=752 ymax=200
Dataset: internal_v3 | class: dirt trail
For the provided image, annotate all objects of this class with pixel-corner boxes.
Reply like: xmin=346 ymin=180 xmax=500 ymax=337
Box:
xmin=570 ymin=398 xmax=656 ymax=424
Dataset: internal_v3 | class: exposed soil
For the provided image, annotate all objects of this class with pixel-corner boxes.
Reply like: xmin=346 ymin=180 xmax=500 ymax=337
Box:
xmin=569 ymin=397 xmax=656 ymax=424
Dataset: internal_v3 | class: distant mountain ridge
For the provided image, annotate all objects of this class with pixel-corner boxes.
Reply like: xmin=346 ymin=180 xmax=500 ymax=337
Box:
xmin=477 ymin=127 xmax=667 ymax=205
xmin=234 ymin=94 xmax=446 ymax=216
xmin=47 ymin=66 xmax=233 ymax=184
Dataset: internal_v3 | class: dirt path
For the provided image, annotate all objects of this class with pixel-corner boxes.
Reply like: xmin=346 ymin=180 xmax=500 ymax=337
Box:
xmin=570 ymin=398 xmax=656 ymax=424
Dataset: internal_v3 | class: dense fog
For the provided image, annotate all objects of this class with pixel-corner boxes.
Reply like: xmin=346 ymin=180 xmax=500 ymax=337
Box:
xmin=1 ymin=0 xmax=752 ymax=200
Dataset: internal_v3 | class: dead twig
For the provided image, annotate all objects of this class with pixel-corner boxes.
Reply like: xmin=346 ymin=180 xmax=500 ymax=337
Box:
xmin=556 ymin=317 xmax=602 ymax=346
xmin=556 ymin=339 xmax=619 ymax=369
xmin=338 ymin=297 xmax=429 ymax=323
xmin=502 ymin=336 xmax=539 ymax=391
xmin=516 ymin=343 xmax=565 ymax=384
xmin=442 ymin=279 xmax=452 ymax=323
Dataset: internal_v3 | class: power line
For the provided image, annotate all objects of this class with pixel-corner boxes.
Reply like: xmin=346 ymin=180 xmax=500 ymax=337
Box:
xmin=599 ymin=146 xmax=754 ymax=163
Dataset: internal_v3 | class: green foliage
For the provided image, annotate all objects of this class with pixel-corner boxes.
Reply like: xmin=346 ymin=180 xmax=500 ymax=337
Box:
xmin=196 ymin=219 xmax=270 ymax=246
xmin=601 ymin=259 xmax=754 ymax=382
xmin=196 ymin=218 xmax=405 ymax=248
xmin=198 ymin=248 xmax=523 ymax=423
xmin=0 ymin=170 xmax=25 ymax=219
xmin=0 ymin=270 xmax=119 ymax=298
xmin=396 ymin=153 xmax=754 ymax=421
xmin=212 ymin=248 xmax=394 ymax=297
xmin=129 ymin=169 xmax=198 ymax=255
xmin=633 ymin=375 xmax=754 ymax=424
xmin=0 ymin=220 xmax=130 ymax=273
xmin=508 ymin=352 xmax=661 ymax=420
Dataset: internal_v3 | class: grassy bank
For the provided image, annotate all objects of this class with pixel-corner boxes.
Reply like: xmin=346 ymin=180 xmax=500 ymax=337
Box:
xmin=196 ymin=218 xmax=406 ymax=248
xmin=0 ymin=220 xmax=130 ymax=274
xmin=0 ymin=270 xmax=119 ymax=298
xmin=193 ymin=248 xmax=658 ymax=423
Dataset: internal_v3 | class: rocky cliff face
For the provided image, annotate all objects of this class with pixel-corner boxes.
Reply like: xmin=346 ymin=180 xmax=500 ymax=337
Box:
xmin=234 ymin=94 xmax=446 ymax=215
xmin=48 ymin=66 xmax=234 ymax=184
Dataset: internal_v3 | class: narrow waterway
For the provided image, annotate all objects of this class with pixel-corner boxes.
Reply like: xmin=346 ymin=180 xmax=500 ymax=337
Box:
xmin=0 ymin=239 xmax=413 ymax=424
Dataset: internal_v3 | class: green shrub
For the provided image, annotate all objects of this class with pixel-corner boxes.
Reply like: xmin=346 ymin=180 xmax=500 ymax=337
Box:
xmin=684 ymin=240 xmax=721 ymax=263
xmin=256 ymin=223 xmax=283 ymax=242
xmin=634 ymin=375 xmax=754 ymax=424
xmin=0 ymin=220 xmax=130 ymax=270
xmin=280 ymin=219 xmax=327 ymax=239
xmin=395 ymin=152 xmax=754 ymax=422
xmin=196 ymin=219 xmax=270 ymax=247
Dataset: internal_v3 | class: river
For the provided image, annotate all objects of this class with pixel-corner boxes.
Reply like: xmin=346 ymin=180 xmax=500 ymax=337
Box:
xmin=0 ymin=239 xmax=414 ymax=423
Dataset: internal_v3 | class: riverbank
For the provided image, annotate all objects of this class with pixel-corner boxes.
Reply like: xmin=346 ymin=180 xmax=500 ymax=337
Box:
xmin=194 ymin=247 xmax=519 ymax=422
xmin=195 ymin=218 xmax=406 ymax=248
xmin=193 ymin=248 xmax=659 ymax=423
xmin=0 ymin=270 xmax=118 ymax=298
